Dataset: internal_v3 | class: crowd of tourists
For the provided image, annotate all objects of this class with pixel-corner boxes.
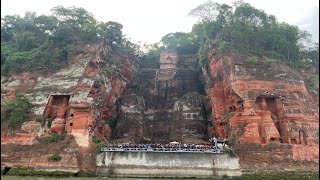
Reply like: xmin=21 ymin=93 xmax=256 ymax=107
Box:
xmin=105 ymin=142 xmax=221 ymax=150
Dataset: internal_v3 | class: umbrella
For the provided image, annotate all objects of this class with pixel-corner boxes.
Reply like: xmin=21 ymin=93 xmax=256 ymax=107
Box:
xmin=169 ymin=141 xmax=180 ymax=144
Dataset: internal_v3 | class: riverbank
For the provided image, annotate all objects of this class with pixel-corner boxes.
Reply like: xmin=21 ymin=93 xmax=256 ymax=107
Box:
xmin=1 ymin=172 xmax=319 ymax=180
xmin=2 ymin=166 xmax=319 ymax=179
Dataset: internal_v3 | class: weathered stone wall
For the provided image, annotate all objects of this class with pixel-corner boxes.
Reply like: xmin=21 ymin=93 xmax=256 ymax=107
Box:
xmin=96 ymin=152 xmax=241 ymax=178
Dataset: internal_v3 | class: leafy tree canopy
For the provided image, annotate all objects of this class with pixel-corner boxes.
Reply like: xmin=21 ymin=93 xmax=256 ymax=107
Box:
xmin=160 ymin=32 xmax=198 ymax=54
xmin=1 ymin=6 xmax=132 ymax=75
xmin=1 ymin=93 xmax=32 ymax=130
xmin=1 ymin=3 xmax=318 ymax=75
xmin=186 ymin=0 xmax=318 ymax=70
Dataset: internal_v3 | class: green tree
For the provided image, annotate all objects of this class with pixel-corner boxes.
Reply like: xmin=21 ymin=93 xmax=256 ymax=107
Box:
xmin=1 ymin=12 xmax=43 ymax=42
xmin=103 ymin=21 xmax=123 ymax=46
xmin=187 ymin=0 xmax=314 ymax=71
xmin=121 ymin=37 xmax=143 ymax=58
xmin=188 ymin=0 xmax=221 ymax=22
xmin=34 ymin=15 xmax=58 ymax=35
xmin=51 ymin=6 xmax=98 ymax=42
xmin=160 ymin=32 xmax=198 ymax=54
xmin=140 ymin=43 xmax=163 ymax=68
xmin=13 ymin=31 xmax=42 ymax=51
xmin=0 ymin=6 xmax=134 ymax=76
xmin=1 ymin=93 xmax=32 ymax=130
xmin=307 ymin=43 xmax=319 ymax=67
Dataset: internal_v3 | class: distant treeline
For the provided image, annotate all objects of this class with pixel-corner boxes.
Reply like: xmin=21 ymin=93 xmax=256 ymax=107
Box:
xmin=1 ymin=1 xmax=319 ymax=75
xmin=1 ymin=6 xmax=139 ymax=75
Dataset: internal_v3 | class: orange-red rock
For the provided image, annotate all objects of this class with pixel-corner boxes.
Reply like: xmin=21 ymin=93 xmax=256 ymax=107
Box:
xmin=207 ymin=51 xmax=319 ymax=163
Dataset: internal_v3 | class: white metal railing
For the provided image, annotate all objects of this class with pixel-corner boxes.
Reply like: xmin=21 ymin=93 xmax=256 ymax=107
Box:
xmin=101 ymin=147 xmax=222 ymax=154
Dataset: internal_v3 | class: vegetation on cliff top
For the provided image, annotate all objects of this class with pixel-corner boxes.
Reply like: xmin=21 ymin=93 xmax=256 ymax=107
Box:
xmin=36 ymin=134 xmax=66 ymax=144
xmin=1 ymin=1 xmax=318 ymax=75
xmin=144 ymin=0 xmax=319 ymax=72
xmin=1 ymin=6 xmax=140 ymax=75
xmin=49 ymin=154 xmax=62 ymax=161
xmin=1 ymin=93 xmax=32 ymax=130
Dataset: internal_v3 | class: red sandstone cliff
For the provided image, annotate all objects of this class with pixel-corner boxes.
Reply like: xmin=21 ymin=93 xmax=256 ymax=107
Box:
xmin=206 ymin=50 xmax=319 ymax=169
xmin=1 ymin=43 xmax=318 ymax=172
xmin=1 ymin=41 xmax=139 ymax=171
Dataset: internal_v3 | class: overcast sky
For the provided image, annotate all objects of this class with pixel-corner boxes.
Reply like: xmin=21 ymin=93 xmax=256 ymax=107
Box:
xmin=1 ymin=0 xmax=319 ymax=44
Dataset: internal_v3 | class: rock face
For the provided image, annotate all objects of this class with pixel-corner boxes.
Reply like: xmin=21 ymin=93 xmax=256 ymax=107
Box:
xmin=115 ymin=50 xmax=209 ymax=143
xmin=1 ymin=42 xmax=139 ymax=147
xmin=1 ymin=42 xmax=318 ymax=171
xmin=1 ymin=136 xmax=80 ymax=172
xmin=206 ymin=50 xmax=319 ymax=163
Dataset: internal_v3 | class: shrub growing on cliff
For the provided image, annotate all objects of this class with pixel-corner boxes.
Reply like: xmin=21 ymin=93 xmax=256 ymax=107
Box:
xmin=1 ymin=93 xmax=32 ymax=130
xmin=35 ymin=117 xmax=47 ymax=127
xmin=105 ymin=118 xmax=117 ymax=134
xmin=96 ymin=142 xmax=104 ymax=153
xmin=308 ymin=75 xmax=319 ymax=89
xmin=7 ymin=167 xmax=75 ymax=176
xmin=49 ymin=154 xmax=62 ymax=161
xmin=47 ymin=119 xmax=53 ymax=128
xmin=218 ymin=41 xmax=234 ymax=54
xmin=230 ymin=121 xmax=249 ymax=145
xmin=265 ymin=58 xmax=278 ymax=66
xmin=37 ymin=134 xmax=65 ymax=144
xmin=92 ymin=136 xmax=102 ymax=144
xmin=245 ymin=56 xmax=258 ymax=65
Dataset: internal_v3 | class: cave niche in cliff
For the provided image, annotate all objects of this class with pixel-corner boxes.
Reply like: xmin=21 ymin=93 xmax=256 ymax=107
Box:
xmin=43 ymin=95 xmax=70 ymax=134
xmin=255 ymin=96 xmax=283 ymax=120
xmin=44 ymin=95 xmax=70 ymax=119
xmin=298 ymin=129 xmax=308 ymax=145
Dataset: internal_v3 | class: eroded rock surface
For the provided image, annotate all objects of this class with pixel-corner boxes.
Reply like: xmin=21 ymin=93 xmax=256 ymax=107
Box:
xmin=1 ymin=42 xmax=139 ymax=147
xmin=116 ymin=50 xmax=209 ymax=143
xmin=206 ymin=50 xmax=319 ymax=163
xmin=1 ymin=44 xmax=318 ymax=171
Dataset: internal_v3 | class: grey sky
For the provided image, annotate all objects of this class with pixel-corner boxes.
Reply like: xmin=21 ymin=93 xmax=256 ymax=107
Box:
xmin=1 ymin=0 xmax=319 ymax=44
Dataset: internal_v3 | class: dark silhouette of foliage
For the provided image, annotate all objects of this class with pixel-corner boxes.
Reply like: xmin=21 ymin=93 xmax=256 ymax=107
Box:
xmin=1 ymin=6 xmax=130 ymax=75
xmin=1 ymin=93 xmax=32 ymax=130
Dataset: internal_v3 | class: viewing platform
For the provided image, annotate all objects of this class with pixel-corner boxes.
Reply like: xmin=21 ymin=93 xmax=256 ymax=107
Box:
xmin=101 ymin=147 xmax=223 ymax=154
